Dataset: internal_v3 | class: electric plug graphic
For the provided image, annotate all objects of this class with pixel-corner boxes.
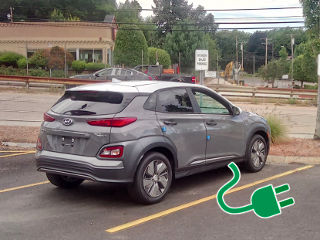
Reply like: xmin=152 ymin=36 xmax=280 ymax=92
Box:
xmin=217 ymin=162 xmax=295 ymax=218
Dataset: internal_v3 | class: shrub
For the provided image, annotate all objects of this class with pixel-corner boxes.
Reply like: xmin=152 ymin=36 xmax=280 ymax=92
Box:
xmin=85 ymin=62 xmax=106 ymax=71
xmin=17 ymin=58 xmax=27 ymax=69
xmin=0 ymin=66 xmax=26 ymax=76
xmin=72 ymin=60 xmax=86 ymax=73
xmin=148 ymin=47 xmax=171 ymax=68
xmin=48 ymin=46 xmax=73 ymax=69
xmin=265 ymin=115 xmax=287 ymax=143
xmin=29 ymin=69 xmax=49 ymax=77
xmin=304 ymin=84 xmax=318 ymax=90
xmin=51 ymin=70 xmax=66 ymax=78
xmin=29 ymin=50 xmax=48 ymax=69
xmin=0 ymin=52 xmax=24 ymax=67
xmin=287 ymin=98 xmax=297 ymax=105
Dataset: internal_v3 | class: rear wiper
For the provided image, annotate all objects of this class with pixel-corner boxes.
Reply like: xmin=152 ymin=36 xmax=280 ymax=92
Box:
xmin=63 ymin=110 xmax=96 ymax=116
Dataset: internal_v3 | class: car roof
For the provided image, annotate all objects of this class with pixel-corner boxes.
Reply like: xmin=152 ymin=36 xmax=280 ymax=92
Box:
xmin=68 ymin=81 xmax=211 ymax=94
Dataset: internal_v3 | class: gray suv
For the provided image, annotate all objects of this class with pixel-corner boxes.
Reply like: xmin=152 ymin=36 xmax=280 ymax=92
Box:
xmin=36 ymin=81 xmax=270 ymax=204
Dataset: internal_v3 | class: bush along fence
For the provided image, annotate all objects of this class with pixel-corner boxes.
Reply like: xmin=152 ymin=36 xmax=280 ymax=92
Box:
xmin=0 ymin=46 xmax=110 ymax=78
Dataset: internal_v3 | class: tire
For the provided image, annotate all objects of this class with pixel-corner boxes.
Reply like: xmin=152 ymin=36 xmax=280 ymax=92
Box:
xmin=46 ymin=173 xmax=84 ymax=189
xmin=128 ymin=152 xmax=173 ymax=204
xmin=244 ymin=135 xmax=268 ymax=172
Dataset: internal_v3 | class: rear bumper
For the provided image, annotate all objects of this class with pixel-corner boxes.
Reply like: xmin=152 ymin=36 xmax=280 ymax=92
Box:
xmin=35 ymin=150 xmax=133 ymax=183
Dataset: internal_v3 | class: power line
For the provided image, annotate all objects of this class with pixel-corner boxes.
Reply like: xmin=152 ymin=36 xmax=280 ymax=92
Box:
xmin=112 ymin=6 xmax=302 ymax=12
xmin=119 ymin=26 xmax=305 ymax=31
xmin=8 ymin=5 xmax=302 ymax=12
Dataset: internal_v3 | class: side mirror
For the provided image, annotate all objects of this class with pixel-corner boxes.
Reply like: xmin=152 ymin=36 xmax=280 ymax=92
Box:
xmin=94 ymin=73 xmax=100 ymax=78
xmin=232 ymin=106 xmax=241 ymax=116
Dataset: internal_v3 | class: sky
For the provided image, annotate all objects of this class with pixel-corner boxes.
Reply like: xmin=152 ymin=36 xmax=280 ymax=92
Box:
xmin=117 ymin=0 xmax=305 ymax=32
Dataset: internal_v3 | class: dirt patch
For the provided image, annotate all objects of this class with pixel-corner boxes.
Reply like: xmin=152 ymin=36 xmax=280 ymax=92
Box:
xmin=270 ymin=138 xmax=320 ymax=157
xmin=0 ymin=126 xmax=39 ymax=144
xmin=1 ymin=125 xmax=320 ymax=157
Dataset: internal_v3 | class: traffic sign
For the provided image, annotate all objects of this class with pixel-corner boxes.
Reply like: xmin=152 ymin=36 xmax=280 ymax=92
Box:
xmin=195 ymin=50 xmax=209 ymax=71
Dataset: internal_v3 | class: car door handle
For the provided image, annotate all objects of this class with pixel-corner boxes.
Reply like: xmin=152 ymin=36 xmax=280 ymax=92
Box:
xmin=164 ymin=120 xmax=177 ymax=126
xmin=206 ymin=120 xmax=217 ymax=126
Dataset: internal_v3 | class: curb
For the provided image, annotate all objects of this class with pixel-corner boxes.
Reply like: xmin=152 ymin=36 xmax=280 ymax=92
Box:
xmin=1 ymin=142 xmax=36 ymax=149
xmin=268 ymin=155 xmax=320 ymax=165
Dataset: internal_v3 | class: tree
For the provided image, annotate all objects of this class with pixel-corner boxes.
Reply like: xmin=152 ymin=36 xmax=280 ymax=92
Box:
xmin=116 ymin=0 xmax=142 ymax=23
xmin=148 ymin=47 xmax=171 ymax=68
xmin=267 ymin=28 xmax=307 ymax=58
xmin=50 ymin=9 xmax=65 ymax=22
xmin=300 ymin=0 xmax=320 ymax=37
xmin=152 ymin=0 xmax=193 ymax=35
xmin=113 ymin=25 xmax=148 ymax=67
xmin=140 ymin=17 xmax=159 ymax=47
xmin=205 ymin=35 xmax=220 ymax=71
xmin=215 ymin=30 xmax=251 ymax=70
xmin=293 ymin=55 xmax=305 ymax=85
xmin=164 ymin=20 xmax=207 ymax=72
xmin=0 ymin=0 xmax=116 ymax=22
xmin=47 ymin=46 xmax=73 ymax=70
xmin=29 ymin=47 xmax=73 ymax=70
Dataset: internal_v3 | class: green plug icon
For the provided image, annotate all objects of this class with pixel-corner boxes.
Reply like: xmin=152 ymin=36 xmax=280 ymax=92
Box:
xmin=217 ymin=162 xmax=295 ymax=219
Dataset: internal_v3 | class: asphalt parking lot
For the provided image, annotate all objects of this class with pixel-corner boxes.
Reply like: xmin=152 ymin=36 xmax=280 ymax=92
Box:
xmin=0 ymin=152 xmax=319 ymax=240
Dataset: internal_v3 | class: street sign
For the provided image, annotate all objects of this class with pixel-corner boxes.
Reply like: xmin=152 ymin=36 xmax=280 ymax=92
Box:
xmin=318 ymin=54 xmax=320 ymax=76
xmin=205 ymin=71 xmax=216 ymax=78
xmin=195 ymin=50 xmax=209 ymax=71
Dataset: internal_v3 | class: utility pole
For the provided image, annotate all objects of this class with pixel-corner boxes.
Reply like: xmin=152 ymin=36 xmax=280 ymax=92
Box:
xmin=217 ymin=54 xmax=220 ymax=84
xmin=315 ymin=54 xmax=320 ymax=139
xmin=241 ymin=42 xmax=244 ymax=71
xmin=265 ymin=38 xmax=268 ymax=66
xmin=9 ymin=7 xmax=13 ymax=22
xmin=64 ymin=42 xmax=67 ymax=78
xmin=291 ymin=35 xmax=295 ymax=87
xmin=178 ymin=52 xmax=181 ymax=77
xmin=25 ymin=42 xmax=29 ymax=75
xmin=253 ymin=55 xmax=256 ymax=75
xmin=235 ymin=36 xmax=239 ymax=84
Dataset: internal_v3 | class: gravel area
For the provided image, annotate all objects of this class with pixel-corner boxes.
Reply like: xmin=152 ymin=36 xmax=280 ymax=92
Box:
xmin=269 ymin=138 xmax=320 ymax=157
xmin=0 ymin=125 xmax=39 ymax=144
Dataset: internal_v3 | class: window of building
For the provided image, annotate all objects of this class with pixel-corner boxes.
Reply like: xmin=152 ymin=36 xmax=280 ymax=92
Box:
xmin=79 ymin=49 xmax=103 ymax=63
xmin=68 ymin=50 xmax=76 ymax=61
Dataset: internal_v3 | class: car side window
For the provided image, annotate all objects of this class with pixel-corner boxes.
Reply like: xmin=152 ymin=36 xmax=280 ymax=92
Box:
xmin=100 ymin=69 xmax=112 ymax=76
xmin=157 ymin=88 xmax=193 ymax=113
xmin=192 ymin=90 xmax=230 ymax=115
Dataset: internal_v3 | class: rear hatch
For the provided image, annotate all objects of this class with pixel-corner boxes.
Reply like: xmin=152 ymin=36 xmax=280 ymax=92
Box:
xmin=42 ymin=89 xmax=137 ymax=157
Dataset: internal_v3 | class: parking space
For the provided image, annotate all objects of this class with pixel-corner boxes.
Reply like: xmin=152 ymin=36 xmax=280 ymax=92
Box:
xmin=0 ymin=153 xmax=319 ymax=240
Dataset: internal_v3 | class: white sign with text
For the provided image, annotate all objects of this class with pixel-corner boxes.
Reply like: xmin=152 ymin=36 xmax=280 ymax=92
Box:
xmin=195 ymin=50 xmax=209 ymax=71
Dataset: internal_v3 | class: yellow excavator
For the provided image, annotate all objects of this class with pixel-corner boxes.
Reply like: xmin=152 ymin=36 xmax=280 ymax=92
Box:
xmin=220 ymin=61 xmax=234 ymax=80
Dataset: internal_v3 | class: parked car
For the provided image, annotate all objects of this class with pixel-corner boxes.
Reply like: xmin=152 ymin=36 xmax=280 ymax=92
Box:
xmin=134 ymin=65 xmax=196 ymax=83
xmin=36 ymin=81 xmax=270 ymax=204
xmin=70 ymin=68 xmax=153 ymax=81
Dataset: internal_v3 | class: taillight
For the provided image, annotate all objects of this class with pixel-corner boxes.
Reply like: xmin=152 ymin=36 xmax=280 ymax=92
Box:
xmin=87 ymin=117 xmax=137 ymax=127
xmin=99 ymin=146 xmax=124 ymax=158
xmin=192 ymin=76 xmax=196 ymax=84
xmin=43 ymin=113 xmax=55 ymax=122
xmin=36 ymin=137 xmax=42 ymax=151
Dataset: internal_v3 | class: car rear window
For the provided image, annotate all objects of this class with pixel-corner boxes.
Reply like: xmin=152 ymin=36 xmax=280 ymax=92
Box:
xmin=51 ymin=91 xmax=133 ymax=116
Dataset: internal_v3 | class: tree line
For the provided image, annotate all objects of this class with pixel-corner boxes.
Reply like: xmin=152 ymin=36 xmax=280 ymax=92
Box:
xmin=0 ymin=0 xmax=319 ymax=85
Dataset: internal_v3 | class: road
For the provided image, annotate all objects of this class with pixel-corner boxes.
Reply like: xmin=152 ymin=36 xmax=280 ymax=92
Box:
xmin=0 ymin=90 xmax=316 ymax=138
xmin=0 ymin=152 xmax=319 ymax=240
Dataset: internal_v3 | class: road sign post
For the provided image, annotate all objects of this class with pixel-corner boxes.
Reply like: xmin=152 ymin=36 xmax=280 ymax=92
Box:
xmin=195 ymin=50 xmax=209 ymax=85
xmin=315 ymin=54 xmax=320 ymax=139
